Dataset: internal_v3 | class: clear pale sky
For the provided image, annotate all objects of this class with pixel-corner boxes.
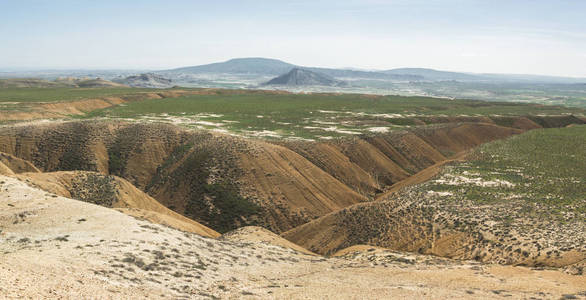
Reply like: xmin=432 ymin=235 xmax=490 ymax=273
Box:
xmin=1 ymin=0 xmax=585 ymax=77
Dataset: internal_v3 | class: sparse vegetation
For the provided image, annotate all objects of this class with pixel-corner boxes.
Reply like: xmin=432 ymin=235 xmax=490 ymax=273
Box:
xmin=108 ymin=145 xmax=123 ymax=175
xmin=396 ymin=125 xmax=586 ymax=264
xmin=200 ymin=182 xmax=261 ymax=233
xmin=0 ymin=87 xmax=155 ymax=103
xmin=428 ymin=125 xmax=586 ymax=212
xmin=70 ymin=173 xmax=118 ymax=207
xmin=83 ymin=91 xmax=584 ymax=140
xmin=164 ymin=149 xmax=260 ymax=233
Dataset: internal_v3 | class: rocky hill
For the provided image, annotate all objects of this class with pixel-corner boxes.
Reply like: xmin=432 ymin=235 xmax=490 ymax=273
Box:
xmin=114 ymin=73 xmax=173 ymax=88
xmin=264 ymin=68 xmax=347 ymax=86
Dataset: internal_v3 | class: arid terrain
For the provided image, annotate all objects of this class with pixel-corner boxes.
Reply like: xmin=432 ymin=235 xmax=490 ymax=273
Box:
xmin=0 ymin=86 xmax=584 ymax=299
xmin=3 ymin=0 xmax=586 ymax=297
xmin=2 ymin=175 xmax=585 ymax=299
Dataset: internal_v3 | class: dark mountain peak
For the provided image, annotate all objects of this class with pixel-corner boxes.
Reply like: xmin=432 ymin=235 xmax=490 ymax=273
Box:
xmin=166 ymin=57 xmax=294 ymax=75
xmin=264 ymin=68 xmax=347 ymax=87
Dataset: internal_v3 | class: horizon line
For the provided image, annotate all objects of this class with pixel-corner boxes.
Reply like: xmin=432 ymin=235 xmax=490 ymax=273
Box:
xmin=1 ymin=57 xmax=586 ymax=79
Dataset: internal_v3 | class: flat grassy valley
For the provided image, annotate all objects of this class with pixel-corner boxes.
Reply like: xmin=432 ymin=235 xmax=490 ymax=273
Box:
xmin=0 ymin=87 xmax=147 ymax=103
xmin=77 ymin=89 xmax=584 ymax=139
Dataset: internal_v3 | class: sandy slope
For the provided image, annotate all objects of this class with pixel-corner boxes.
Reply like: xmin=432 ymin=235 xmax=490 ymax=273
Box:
xmin=221 ymin=226 xmax=316 ymax=255
xmin=0 ymin=152 xmax=40 ymax=174
xmin=0 ymin=161 xmax=14 ymax=176
xmin=13 ymin=171 xmax=219 ymax=238
xmin=1 ymin=175 xmax=585 ymax=299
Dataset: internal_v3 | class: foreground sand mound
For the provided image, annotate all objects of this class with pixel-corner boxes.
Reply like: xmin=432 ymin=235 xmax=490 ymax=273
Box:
xmin=1 ymin=175 xmax=584 ymax=299
xmin=14 ymin=171 xmax=219 ymax=238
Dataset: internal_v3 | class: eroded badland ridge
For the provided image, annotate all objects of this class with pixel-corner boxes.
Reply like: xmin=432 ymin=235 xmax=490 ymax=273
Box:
xmin=1 ymin=117 xmax=575 ymax=233
xmin=0 ymin=86 xmax=585 ymax=298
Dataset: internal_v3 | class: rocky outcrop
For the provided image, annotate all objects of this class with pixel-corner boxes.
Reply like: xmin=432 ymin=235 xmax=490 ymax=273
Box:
xmin=114 ymin=73 xmax=173 ymax=88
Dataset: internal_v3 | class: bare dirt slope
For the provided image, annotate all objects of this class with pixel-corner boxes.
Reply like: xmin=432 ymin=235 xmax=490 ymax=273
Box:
xmin=13 ymin=171 xmax=219 ymax=238
xmin=0 ymin=121 xmax=367 ymax=233
xmin=237 ymin=142 xmax=366 ymax=231
xmin=0 ymin=152 xmax=41 ymax=174
xmin=0 ymin=161 xmax=14 ymax=176
xmin=375 ymin=150 xmax=470 ymax=201
xmin=282 ymin=123 xmax=524 ymax=197
xmin=1 ymin=175 xmax=584 ymax=299
xmin=0 ymin=119 xmax=581 ymax=235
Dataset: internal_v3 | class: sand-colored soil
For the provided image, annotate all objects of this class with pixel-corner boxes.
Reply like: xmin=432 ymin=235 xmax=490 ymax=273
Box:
xmin=221 ymin=226 xmax=316 ymax=255
xmin=1 ymin=175 xmax=585 ymax=299
xmin=0 ymin=152 xmax=40 ymax=174
xmin=13 ymin=171 xmax=219 ymax=238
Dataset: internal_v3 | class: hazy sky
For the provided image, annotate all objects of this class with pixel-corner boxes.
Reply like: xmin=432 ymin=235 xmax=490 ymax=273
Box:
xmin=1 ymin=0 xmax=585 ymax=77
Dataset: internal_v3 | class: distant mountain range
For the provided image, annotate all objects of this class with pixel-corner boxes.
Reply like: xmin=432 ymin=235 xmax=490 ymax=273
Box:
xmin=2 ymin=57 xmax=584 ymax=107
xmin=162 ymin=58 xmax=422 ymax=81
xmin=168 ymin=58 xmax=294 ymax=76
xmin=2 ymin=57 xmax=584 ymax=85
xmin=264 ymin=68 xmax=347 ymax=87
xmin=160 ymin=57 xmax=586 ymax=84
xmin=382 ymin=68 xmax=482 ymax=81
